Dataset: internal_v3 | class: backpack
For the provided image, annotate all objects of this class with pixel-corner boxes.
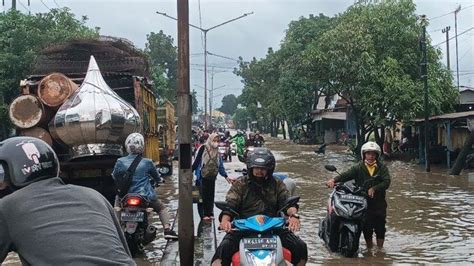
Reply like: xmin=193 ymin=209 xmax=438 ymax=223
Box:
xmin=200 ymin=148 xmax=219 ymax=179
xmin=115 ymin=155 xmax=142 ymax=198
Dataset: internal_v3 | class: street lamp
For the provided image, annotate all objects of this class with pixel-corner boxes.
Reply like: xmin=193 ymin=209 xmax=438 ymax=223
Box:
xmin=156 ymin=11 xmax=254 ymax=129
xmin=454 ymin=5 xmax=461 ymax=90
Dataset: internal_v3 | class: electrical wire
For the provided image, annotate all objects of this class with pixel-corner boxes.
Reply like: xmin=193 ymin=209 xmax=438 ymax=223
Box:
xmin=17 ymin=0 xmax=29 ymax=12
xmin=207 ymin=51 xmax=240 ymax=62
xmin=434 ymin=27 xmax=474 ymax=46
xmin=40 ymin=0 xmax=51 ymax=10
xmin=430 ymin=4 xmax=474 ymax=21
xmin=53 ymin=0 xmax=60 ymax=8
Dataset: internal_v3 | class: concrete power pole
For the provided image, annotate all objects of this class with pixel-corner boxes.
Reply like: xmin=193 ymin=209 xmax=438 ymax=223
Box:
xmin=177 ymin=0 xmax=194 ymax=263
xmin=11 ymin=0 xmax=15 ymax=10
xmin=442 ymin=26 xmax=451 ymax=70
xmin=420 ymin=15 xmax=430 ymax=172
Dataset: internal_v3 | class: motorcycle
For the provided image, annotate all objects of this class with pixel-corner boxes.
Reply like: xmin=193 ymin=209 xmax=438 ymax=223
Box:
xmin=318 ymin=165 xmax=382 ymax=257
xmin=218 ymin=141 xmax=229 ymax=161
xmin=118 ymin=193 xmax=157 ymax=256
xmin=215 ymin=196 xmax=300 ymax=265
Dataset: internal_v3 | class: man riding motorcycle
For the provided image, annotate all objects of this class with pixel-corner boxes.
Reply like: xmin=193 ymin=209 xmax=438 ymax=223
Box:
xmin=112 ymin=133 xmax=178 ymax=240
xmin=0 ymin=137 xmax=135 ymax=265
xmin=230 ymin=130 xmax=246 ymax=159
xmin=212 ymin=147 xmax=307 ymax=266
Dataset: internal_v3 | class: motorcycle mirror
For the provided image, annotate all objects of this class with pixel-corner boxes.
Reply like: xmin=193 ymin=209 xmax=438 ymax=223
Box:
xmin=277 ymin=196 xmax=300 ymax=215
xmin=325 ymin=165 xmax=337 ymax=172
xmin=215 ymin=201 xmax=239 ymax=218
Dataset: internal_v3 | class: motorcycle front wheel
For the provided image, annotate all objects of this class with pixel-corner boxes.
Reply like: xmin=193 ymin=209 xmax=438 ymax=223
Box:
xmin=339 ymin=228 xmax=358 ymax=257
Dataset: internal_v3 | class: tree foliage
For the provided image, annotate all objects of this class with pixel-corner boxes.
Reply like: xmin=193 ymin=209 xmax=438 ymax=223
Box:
xmin=218 ymin=94 xmax=238 ymax=115
xmin=144 ymin=30 xmax=177 ymax=104
xmin=234 ymin=0 xmax=457 ymax=147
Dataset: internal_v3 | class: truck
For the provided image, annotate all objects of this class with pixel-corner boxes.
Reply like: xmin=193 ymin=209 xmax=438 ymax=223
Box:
xmin=8 ymin=38 xmax=175 ymax=201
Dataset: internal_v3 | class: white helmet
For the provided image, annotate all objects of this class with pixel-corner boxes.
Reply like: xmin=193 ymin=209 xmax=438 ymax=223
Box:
xmin=125 ymin=133 xmax=145 ymax=154
xmin=360 ymin=141 xmax=381 ymax=159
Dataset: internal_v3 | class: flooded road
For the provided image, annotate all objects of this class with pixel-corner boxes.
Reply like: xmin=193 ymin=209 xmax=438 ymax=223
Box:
xmin=3 ymin=137 xmax=473 ymax=265
xmin=266 ymin=138 xmax=474 ymax=264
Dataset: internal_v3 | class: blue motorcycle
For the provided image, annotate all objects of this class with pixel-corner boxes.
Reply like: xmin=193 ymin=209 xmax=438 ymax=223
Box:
xmin=215 ymin=196 xmax=299 ymax=265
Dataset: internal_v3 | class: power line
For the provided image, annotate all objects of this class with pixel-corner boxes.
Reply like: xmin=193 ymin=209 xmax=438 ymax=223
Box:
xmin=53 ymin=0 xmax=60 ymax=8
xmin=17 ymin=0 xmax=29 ymax=12
xmin=459 ymin=46 xmax=472 ymax=63
xmin=430 ymin=4 xmax=474 ymax=21
xmin=39 ymin=0 xmax=51 ymax=10
xmin=434 ymin=27 xmax=474 ymax=46
xmin=207 ymin=51 xmax=240 ymax=62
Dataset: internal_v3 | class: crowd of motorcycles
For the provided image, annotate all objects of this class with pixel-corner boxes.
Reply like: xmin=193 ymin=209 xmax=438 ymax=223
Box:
xmin=115 ymin=130 xmax=384 ymax=263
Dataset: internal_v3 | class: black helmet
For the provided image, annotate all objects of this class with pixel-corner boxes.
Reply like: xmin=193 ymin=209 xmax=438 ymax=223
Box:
xmin=246 ymin=147 xmax=275 ymax=178
xmin=0 ymin=137 xmax=59 ymax=190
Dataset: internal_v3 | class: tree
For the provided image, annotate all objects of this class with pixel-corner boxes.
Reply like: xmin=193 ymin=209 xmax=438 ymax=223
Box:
xmin=144 ymin=31 xmax=177 ymax=104
xmin=307 ymin=0 xmax=457 ymax=152
xmin=0 ymin=8 xmax=98 ymax=139
xmin=218 ymin=94 xmax=238 ymax=115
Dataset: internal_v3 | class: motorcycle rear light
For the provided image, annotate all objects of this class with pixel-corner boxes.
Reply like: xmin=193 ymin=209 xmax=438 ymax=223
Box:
xmin=127 ymin=197 xmax=141 ymax=206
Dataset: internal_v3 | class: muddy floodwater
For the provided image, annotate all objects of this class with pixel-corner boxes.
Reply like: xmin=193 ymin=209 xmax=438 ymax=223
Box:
xmin=2 ymin=137 xmax=473 ymax=265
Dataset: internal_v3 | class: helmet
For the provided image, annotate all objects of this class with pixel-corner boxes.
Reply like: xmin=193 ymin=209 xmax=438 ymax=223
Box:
xmin=360 ymin=141 xmax=381 ymax=159
xmin=125 ymin=133 xmax=145 ymax=154
xmin=0 ymin=137 xmax=59 ymax=190
xmin=246 ymin=147 xmax=275 ymax=178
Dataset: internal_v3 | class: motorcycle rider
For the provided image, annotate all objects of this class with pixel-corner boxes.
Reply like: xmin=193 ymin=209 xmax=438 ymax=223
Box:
xmin=230 ymin=130 xmax=246 ymax=161
xmin=212 ymin=147 xmax=307 ymax=266
xmin=254 ymin=130 xmax=265 ymax=147
xmin=326 ymin=141 xmax=391 ymax=249
xmin=0 ymin=137 xmax=135 ymax=265
xmin=112 ymin=133 xmax=178 ymax=240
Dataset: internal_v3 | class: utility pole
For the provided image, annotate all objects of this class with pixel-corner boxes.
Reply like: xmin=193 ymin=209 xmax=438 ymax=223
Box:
xmin=454 ymin=5 xmax=461 ymax=90
xmin=156 ymin=11 xmax=253 ymax=130
xmin=442 ymin=26 xmax=451 ymax=70
xmin=420 ymin=15 xmax=430 ymax=172
xmin=11 ymin=0 xmax=15 ymax=10
xmin=177 ymin=0 xmax=193 ymax=263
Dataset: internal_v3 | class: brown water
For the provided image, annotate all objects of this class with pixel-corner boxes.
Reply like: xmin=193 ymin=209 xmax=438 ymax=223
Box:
xmin=266 ymin=138 xmax=474 ymax=264
xmin=3 ymin=137 xmax=473 ymax=265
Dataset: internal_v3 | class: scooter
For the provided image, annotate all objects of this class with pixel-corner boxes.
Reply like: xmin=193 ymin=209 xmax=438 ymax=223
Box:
xmin=218 ymin=141 xmax=229 ymax=161
xmin=318 ymin=165 xmax=382 ymax=257
xmin=118 ymin=194 xmax=157 ymax=257
xmin=215 ymin=196 xmax=300 ymax=265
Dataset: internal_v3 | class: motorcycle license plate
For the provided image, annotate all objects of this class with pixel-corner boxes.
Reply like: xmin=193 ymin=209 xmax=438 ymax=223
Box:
xmin=243 ymin=237 xmax=277 ymax=250
xmin=121 ymin=211 xmax=145 ymax=222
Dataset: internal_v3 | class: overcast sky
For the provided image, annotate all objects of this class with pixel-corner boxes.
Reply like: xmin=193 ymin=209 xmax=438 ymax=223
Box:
xmin=4 ymin=0 xmax=473 ymax=110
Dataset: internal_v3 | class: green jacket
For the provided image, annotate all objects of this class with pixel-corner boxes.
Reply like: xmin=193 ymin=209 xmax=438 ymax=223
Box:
xmin=334 ymin=161 xmax=391 ymax=215
xmin=223 ymin=176 xmax=291 ymax=219
xmin=230 ymin=134 xmax=246 ymax=156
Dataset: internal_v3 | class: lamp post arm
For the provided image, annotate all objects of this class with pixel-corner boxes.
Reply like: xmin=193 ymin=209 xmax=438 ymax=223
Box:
xmin=156 ymin=11 xmax=204 ymax=31
xmin=206 ymin=12 xmax=254 ymax=31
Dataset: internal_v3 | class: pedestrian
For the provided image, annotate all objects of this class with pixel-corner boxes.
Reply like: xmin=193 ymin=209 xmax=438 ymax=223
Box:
xmin=326 ymin=141 xmax=391 ymax=249
xmin=192 ymin=132 xmax=230 ymax=221
xmin=0 ymin=137 xmax=135 ymax=265
xmin=112 ymin=133 xmax=178 ymax=240
xmin=212 ymin=148 xmax=307 ymax=266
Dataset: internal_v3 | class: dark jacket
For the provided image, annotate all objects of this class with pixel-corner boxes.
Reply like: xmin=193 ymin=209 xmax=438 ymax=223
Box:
xmin=334 ymin=161 xmax=391 ymax=216
xmin=222 ymin=175 xmax=292 ymax=219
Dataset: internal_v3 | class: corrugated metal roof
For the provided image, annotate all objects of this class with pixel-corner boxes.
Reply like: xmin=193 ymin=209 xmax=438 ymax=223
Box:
xmin=414 ymin=111 xmax=474 ymax=122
